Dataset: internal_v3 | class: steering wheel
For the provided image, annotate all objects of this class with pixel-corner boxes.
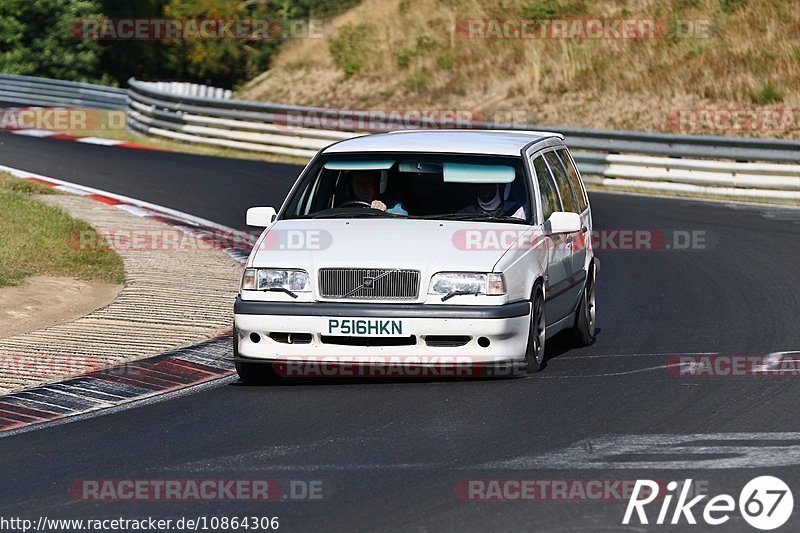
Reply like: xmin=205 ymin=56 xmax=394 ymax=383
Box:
xmin=338 ymin=200 xmax=372 ymax=208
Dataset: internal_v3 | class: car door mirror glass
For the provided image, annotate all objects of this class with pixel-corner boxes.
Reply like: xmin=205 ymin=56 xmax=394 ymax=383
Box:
xmin=246 ymin=206 xmax=277 ymax=227
xmin=545 ymin=211 xmax=581 ymax=234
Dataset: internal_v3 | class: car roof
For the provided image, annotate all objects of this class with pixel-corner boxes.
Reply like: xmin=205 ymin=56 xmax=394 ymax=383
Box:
xmin=322 ymin=129 xmax=565 ymax=157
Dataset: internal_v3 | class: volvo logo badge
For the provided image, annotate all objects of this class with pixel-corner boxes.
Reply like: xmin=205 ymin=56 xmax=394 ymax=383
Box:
xmin=362 ymin=276 xmax=375 ymax=288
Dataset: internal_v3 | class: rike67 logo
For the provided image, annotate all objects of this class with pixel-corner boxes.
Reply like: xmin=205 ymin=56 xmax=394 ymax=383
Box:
xmin=623 ymin=476 xmax=793 ymax=530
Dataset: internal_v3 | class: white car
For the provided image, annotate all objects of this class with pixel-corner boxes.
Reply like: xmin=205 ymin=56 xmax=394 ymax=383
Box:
xmin=234 ymin=130 xmax=596 ymax=380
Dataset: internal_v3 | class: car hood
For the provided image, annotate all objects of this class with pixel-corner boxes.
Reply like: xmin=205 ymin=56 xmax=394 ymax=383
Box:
xmin=248 ymin=218 xmax=526 ymax=273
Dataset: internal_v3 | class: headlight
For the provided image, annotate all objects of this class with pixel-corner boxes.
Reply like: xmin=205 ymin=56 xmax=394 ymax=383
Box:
xmin=428 ymin=272 xmax=506 ymax=296
xmin=241 ymin=268 xmax=311 ymax=292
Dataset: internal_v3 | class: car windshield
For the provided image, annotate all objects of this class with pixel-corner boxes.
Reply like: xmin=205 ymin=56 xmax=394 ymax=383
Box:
xmin=282 ymin=154 xmax=532 ymax=223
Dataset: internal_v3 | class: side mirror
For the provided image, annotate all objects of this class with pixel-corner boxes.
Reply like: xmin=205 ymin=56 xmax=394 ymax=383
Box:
xmin=545 ymin=211 xmax=581 ymax=235
xmin=246 ymin=206 xmax=277 ymax=228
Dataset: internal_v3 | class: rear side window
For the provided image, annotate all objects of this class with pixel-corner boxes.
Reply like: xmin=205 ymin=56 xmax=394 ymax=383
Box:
xmin=544 ymin=151 xmax=578 ymax=213
xmin=532 ymin=156 xmax=561 ymax=221
xmin=557 ymin=148 xmax=588 ymax=212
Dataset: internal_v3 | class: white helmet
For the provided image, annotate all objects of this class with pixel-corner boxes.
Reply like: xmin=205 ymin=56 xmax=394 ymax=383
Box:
xmin=478 ymin=184 xmax=501 ymax=212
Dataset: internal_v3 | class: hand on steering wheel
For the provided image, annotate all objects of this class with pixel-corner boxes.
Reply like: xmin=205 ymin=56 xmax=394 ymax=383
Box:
xmin=337 ymin=200 xmax=372 ymax=208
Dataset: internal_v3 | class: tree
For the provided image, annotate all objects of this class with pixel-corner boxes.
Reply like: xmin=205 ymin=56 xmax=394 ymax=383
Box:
xmin=0 ymin=0 xmax=106 ymax=82
xmin=96 ymin=0 xmax=169 ymax=86
xmin=161 ymin=0 xmax=282 ymax=87
xmin=0 ymin=0 xmax=362 ymax=87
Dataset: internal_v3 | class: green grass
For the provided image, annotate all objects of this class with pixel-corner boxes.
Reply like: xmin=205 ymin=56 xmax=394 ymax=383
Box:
xmin=396 ymin=33 xmax=438 ymax=70
xmin=521 ymin=0 xmax=586 ymax=19
xmin=436 ymin=53 xmax=454 ymax=70
xmin=0 ymin=173 xmax=125 ymax=288
xmin=397 ymin=48 xmax=413 ymax=68
xmin=329 ymin=23 xmax=370 ymax=79
xmin=719 ymin=0 xmax=748 ymax=14
xmin=404 ymin=68 xmax=430 ymax=92
xmin=520 ymin=1 xmax=557 ymax=19
xmin=752 ymin=83 xmax=782 ymax=104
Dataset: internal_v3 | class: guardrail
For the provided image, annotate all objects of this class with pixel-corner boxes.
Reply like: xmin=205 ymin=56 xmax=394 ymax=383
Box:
xmin=126 ymin=78 xmax=354 ymax=158
xmin=575 ymin=153 xmax=800 ymax=201
xmin=0 ymin=73 xmax=127 ymax=109
xmin=2 ymin=74 xmax=798 ymax=202
xmin=132 ymin=81 xmax=232 ymax=100
xmin=126 ymin=77 xmax=800 ymax=202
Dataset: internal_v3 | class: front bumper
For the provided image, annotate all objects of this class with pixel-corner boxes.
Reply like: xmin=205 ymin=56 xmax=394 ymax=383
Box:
xmin=233 ymin=297 xmax=531 ymax=363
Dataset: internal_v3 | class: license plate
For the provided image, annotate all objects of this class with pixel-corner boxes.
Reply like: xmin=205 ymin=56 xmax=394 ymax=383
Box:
xmin=326 ymin=318 xmax=406 ymax=337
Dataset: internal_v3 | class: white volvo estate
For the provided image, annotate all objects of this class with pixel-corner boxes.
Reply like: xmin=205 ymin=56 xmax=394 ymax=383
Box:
xmin=234 ymin=130 xmax=596 ymax=381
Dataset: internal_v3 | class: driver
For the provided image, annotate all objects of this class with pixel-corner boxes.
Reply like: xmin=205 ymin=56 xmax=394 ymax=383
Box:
xmin=460 ymin=183 xmax=525 ymax=219
xmin=348 ymin=171 xmax=408 ymax=215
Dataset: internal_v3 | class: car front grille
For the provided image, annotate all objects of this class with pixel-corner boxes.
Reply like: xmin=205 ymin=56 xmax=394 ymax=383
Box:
xmin=318 ymin=268 xmax=420 ymax=300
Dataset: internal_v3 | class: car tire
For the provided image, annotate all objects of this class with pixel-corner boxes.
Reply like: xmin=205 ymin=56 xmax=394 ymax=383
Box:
xmin=524 ymin=283 xmax=546 ymax=373
xmin=569 ymin=264 xmax=596 ymax=346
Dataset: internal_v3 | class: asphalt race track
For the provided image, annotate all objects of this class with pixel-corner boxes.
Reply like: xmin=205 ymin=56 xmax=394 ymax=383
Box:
xmin=0 ymin=128 xmax=297 ymax=229
xmin=1 ymin=130 xmax=800 ymax=531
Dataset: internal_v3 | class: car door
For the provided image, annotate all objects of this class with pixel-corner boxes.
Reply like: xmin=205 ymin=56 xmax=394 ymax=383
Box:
xmin=556 ymin=147 xmax=591 ymax=274
xmin=530 ymin=154 xmax=573 ymax=324
xmin=543 ymin=150 xmax=585 ymax=315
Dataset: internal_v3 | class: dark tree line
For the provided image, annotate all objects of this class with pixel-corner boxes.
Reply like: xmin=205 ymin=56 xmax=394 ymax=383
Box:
xmin=0 ymin=0 xmax=358 ymax=87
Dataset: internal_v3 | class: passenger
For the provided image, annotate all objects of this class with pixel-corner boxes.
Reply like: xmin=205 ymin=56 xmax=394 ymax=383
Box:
xmin=460 ymin=183 xmax=525 ymax=219
xmin=348 ymin=171 xmax=408 ymax=215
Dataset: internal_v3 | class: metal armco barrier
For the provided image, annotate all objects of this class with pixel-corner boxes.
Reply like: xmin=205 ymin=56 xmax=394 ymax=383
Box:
xmin=0 ymin=74 xmax=127 ymax=109
xmin=132 ymin=81 xmax=232 ymax=100
xmin=126 ymin=77 xmax=800 ymax=201
xmin=573 ymin=153 xmax=800 ymax=201
xmin=2 ymin=74 xmax=799 ymax=202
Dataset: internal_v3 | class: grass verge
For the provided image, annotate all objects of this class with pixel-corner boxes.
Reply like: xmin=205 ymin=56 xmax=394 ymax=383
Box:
xmin=0 ymin=173 xmax=126 ymax=288
xmin=240 ymin=0 xmax=800 ymax=139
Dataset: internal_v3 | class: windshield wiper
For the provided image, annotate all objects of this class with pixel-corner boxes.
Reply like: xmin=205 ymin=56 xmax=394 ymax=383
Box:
xmin=262 ymin=287 xmax=299 ymax=299
xmin=441 ymin=289 xmax=479 ymax=302
xmin=409 ymin=213 xmax=462 ymax=220
xmin=311 ymin=211 xmax=391 ymax=219
xmin=412 ymin=213 xmax=526 ymax=223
